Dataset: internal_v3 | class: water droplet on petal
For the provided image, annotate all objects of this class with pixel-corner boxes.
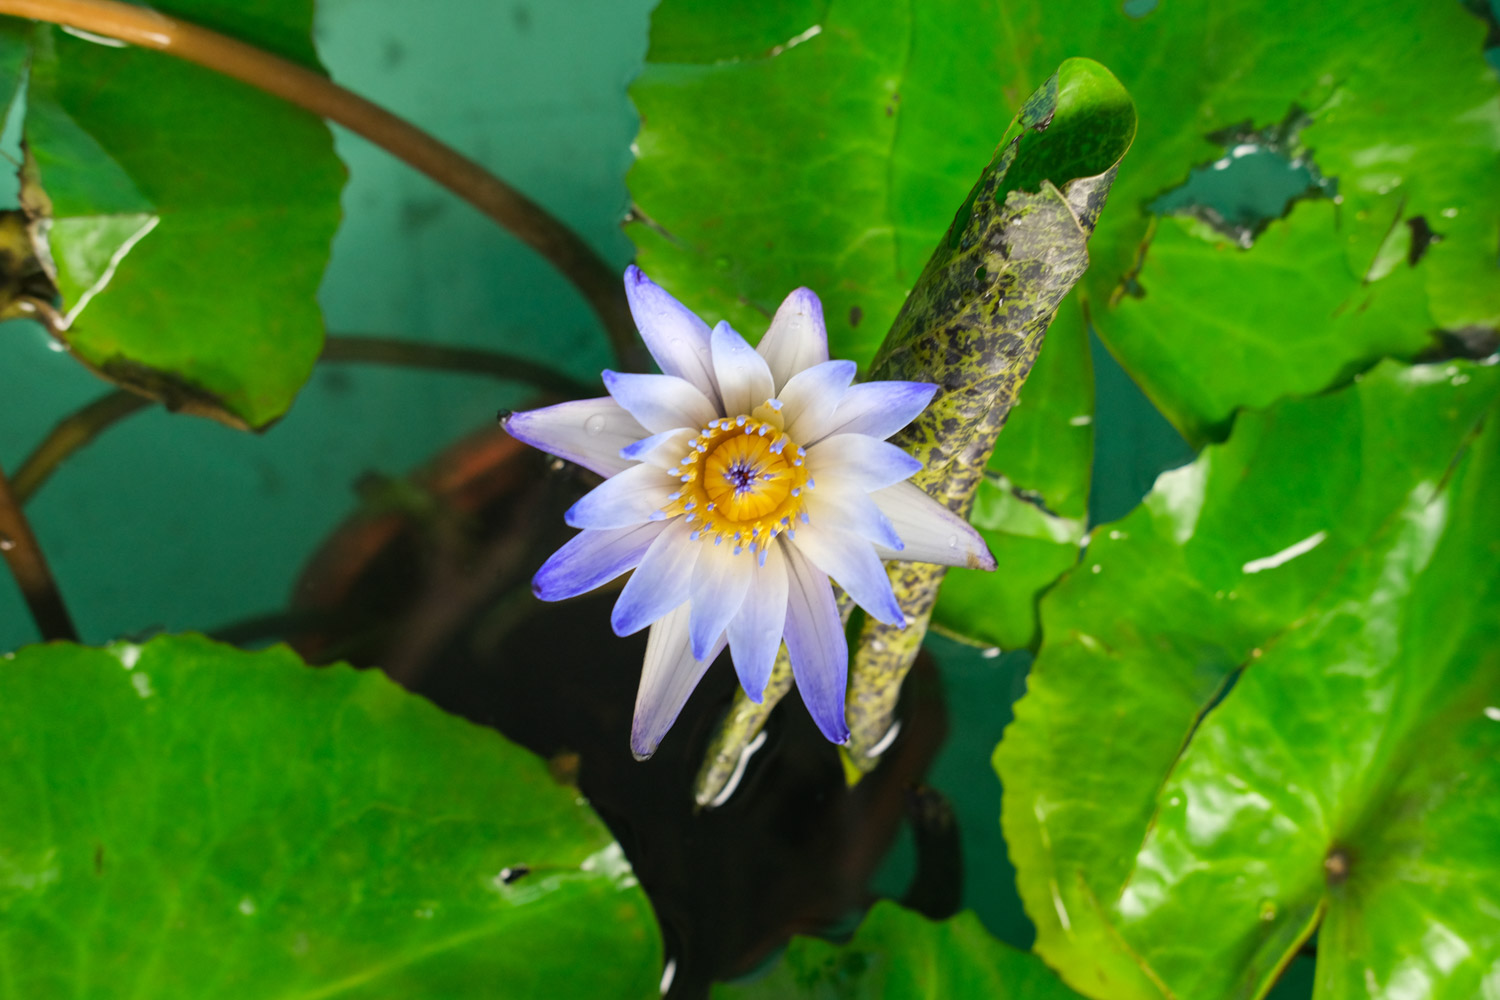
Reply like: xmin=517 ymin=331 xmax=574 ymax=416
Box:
xmin=584 ymin=414 xmax=607 ymax=436
xmin=946 ymin=534 xmax=959 ymax=548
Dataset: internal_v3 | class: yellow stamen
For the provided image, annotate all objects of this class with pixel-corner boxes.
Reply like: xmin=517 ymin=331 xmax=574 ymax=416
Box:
xmin=660 ymin=407 xmax=811 ymax=551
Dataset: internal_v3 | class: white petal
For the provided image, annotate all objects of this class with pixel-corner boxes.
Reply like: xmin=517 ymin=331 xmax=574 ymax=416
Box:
xmin=620 ymin=427 xmax=696 ymax=469
xmin=611 ymin=519 xmax=701 ymax=635
xmin=604 ymin=370 xmax=719 ymax=434
xmin=502 ymin=397 xmax=645 ymax=478
xmin=630 ymin=602 xmax=726 ymax=760
xmin=564 ymin=463 xmax=679 ymax=529
xmin=869 ymin=481 xmax=997 ymax=570
xmin=805 ymin=434 xmax=921 ymax=492
xmin=688 ymin=538 xmax=754 ymax=660
xmin=817 ymin=381 xmax=938 ymax=443
xmin=711 ymin=321 xmax=775 ymax=418
xmin=781 ymin=540 xmax=850 ymax=744
xmin=624 ymin=265 xmax=718 ymax=398
xmin=804 ymin=484 xmax=903 ymax=551
xmin=790 ymin=524 xmax=904 ymax=627
xmin=778 ymin=360 xmax=856 ymax=442
xmin=532 ymin=521 xmax=668 ymax=601
xmin=726 ymin=541 xmax=788 ymax=701
xmin=757 ymin=287 xmax=829 ymax=392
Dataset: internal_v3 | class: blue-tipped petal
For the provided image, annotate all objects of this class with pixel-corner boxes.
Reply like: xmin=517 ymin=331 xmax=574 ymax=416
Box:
xmin=603 ymin=370 xmax=720 ymax=435
xmin=757 ymin=287 xmax=829 ymax=392
xmin=532 ymin=521 xmax=669 ymax=601
xmin=624 ymin=265 xmax=719 ymax=398
xmin=710 ymin=321 xmax=775 ymax=418
xmin=564 ymin=462 xmax=679 ymax=529
xmin=789 ymin=524 xmax=905 ymax=627
xmin=502 ymin=397 xmax=646 ymax=478
xmin=687 ymin=538 xmax=754 ymax=661
xmin=611 ymin=519 xmax=701 ymax=636
xmin=779 ymin=359 xmax=857 ymax=443
xmin=805 ymin=434 xmax=922 ymax=492
xmin=869 ymin=481 xmax=997 ymax=570
xmin=726 ymin=541 xmax=789 ymax=701
xmin=816 ymin=380 xmax=938 ymax=444
xmin=620 ymin=427 xmax=697 ymax=469
xmin=630 ymin=603 xmax=727 ymax=760
xmin=781 ymin=541 xmax=850 ymax=744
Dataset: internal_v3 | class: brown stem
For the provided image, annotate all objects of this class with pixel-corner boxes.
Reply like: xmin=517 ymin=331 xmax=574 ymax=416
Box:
xmin=11 ymin=334 xmax=591 ymax=505
xmin=10 ymin=389 xmax=148 ymax=505
xmin=0 ymin=458 xmax=78 ymax=641
xmin=0 ymin=0 xmax=642 ymax=369
xmin=321 ymin=335 xmax=594 ymax=398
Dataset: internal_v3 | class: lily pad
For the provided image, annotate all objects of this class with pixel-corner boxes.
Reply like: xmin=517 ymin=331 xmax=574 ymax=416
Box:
xmin=711 ymin=900 xmax=1086 ymax=999
xmin=17 ymin=0 xmax=345 ymax=428
xmin=630 ymin=0 xmax=1499 ymax=447
xmin=0 ymin=635 xmax=661 ymax=998
xmin=995 ymin=359 xmax=1500 ymax=999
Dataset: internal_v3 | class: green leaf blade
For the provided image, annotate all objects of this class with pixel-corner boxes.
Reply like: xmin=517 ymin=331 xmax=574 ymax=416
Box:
xmin=997 ymin=360 xmax=1500 ymax=999
xmin=712 ymin=900 xmax=1087 ymax=999
xmin=0 ymin=635 xmax=661 ymax=999
xmin=22 ymin=0 xmax=347 ymax=429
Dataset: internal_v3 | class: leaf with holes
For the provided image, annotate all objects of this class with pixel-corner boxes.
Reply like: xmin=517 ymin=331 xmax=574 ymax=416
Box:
xmin=630 ymin=0 xmax=1500 ymax=447
xmin=0 ymin=635 xmax=661 ymax=998
xmin=711 ymin=900 xmax=1087 ymax=999
xmin=995 ymin=359 xmax=1500 ymax=1000
xmin=17 ymin=0 xmax=345 ymax=429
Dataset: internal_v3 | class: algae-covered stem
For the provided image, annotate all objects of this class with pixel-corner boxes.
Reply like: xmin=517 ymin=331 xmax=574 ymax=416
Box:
xmin=0 ymin=0 xmax=643 ymax=371
xmin=0 ymin=459 xmax=77 ymax=641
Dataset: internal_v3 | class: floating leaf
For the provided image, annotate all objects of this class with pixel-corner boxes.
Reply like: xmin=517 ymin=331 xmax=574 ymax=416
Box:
xmin=996 ymin=359 xmax=1500 ymax=999
xmin=0 ymin=635 xmax=661 ymax=998
xmin=17 ymin=0 xmax=345 ymax=428
xmin=631 ymin=0 xmax=1499 ymax=446
xmin=711 ymin=900 xmax=1086 ymax=999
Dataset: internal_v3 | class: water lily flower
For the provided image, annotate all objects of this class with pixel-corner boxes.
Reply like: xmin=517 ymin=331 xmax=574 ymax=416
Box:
xmin=503 ymin=267 xmax=994 ymax=759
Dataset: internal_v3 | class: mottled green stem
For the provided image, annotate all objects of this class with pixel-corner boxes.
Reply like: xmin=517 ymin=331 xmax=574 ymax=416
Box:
xmin=694 ymin=58 xmax=1135 ymax=792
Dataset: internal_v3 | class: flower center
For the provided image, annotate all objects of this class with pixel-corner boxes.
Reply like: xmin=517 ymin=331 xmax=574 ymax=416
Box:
xmin=660 ymin=409 xmax=812 ymax=554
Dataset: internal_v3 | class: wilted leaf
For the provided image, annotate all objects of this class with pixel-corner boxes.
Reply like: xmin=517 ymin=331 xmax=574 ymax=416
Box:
xmin=0 ymin=635 xmax=661 ymax=998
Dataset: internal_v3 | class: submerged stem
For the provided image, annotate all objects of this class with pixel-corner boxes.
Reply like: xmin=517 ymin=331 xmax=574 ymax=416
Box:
xmin=0 ymin=0 xmax=641 ymax=368
xmin=0 ymin=458 xmax=78 ymax=641
xmin=12 ymin=334 xmax=590 ymax=505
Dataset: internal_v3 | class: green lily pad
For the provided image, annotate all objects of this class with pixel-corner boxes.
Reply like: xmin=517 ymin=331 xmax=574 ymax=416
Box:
xmin=984 ymin=294 xmax=1095 ymax=521
xmin=931 ymin=473 xmax=1083 ymax=650
xmin=18 ymin=0 xmax=345 ymax=429
xmin=0 ymin=635 xmax=662 ymax=998
xmin=711 ymin=900 xmax=1086 ymax=999
xmin=630 ymin=0 xmax=1499 ymax=447
xmin=995 ymin=359 xmax=1500 ymax=1000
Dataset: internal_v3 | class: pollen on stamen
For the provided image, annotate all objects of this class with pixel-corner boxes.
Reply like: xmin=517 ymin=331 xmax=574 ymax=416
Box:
xmin=689 ymin=530 xmax=700 ymax=540
xmin=650 ymin=511 xmax=668 ymax=521
xmin=766 ymin=398 xmax=783 ymax=411
xmin=735 ymin=415 xmax=748 ymax=426
xmin=790 ymin=488 xmax=800 ymax=497
xmin=806 ymin=478 xmax=815 ymax=489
